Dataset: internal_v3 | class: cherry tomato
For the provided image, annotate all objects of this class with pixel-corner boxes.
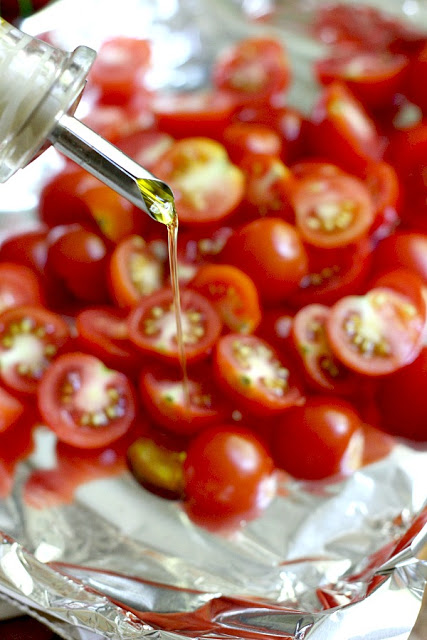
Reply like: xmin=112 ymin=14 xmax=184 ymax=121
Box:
xmin=288 ymin=237 xmax=373 ymax=307
xmin=212 ymin=37 xmax=291 ymax=105
xmin=327 ymin=286 xmax=425 ymax=376
xmin=88 ymin=36 xmax=151 ymax=104
xmin=108 ymin=235 xmax=164 ymax=308
xmin=291 ymin=160 xmax=345 ymax=181
xmin=128 ymin=436 xmax=186 ymax=499
xmin=315 ymin=51 xmax=409 ymax=110
xmin=376 ymin=347 xmax=427 ymax=442
xmin=183 ymin=424 xmax=275 ymax=522
xmin=189 ymin=263 xmax=261 ymax=334
xmin=222 ymin=122 xmax=283 ymax=164
xmin=152 ymin=89 xmax=237 ymax=140
xmin=116 ymin=130 xmax=174 ymax=170
xmin=363 ymin=161 xmax=401 ymax=239
xmin=0 ymin=306 xmax=70 ymax=395
xmin=255 ymin=307 xmax=295 ymax=355
xmin=405 ymin=42 xmax=427 ymax=113
xmin=47 ymin=227 xmax=110 ymax=304
xmin=220 ymin=218 xmax=308 ymax=305
xmin=0 ymin=262 xmax=43 ymax=312
xmin=291 ymin=173 xmax=375 ymax=248
xmin=292 ymin=304 xmax=358 ymax=395
xmin=0 ymin=229 xmax=49 ymax=275
xmin=75 ymin=307 xmax=140 ymax=372
xmin=309 ymin=82 xmax=383 ymax=175
xmin=273 ymin=397 xmax=364 ymax=481
xmin=37 ymin=352 xmax=136 ymax=449
xmin=127 ymin=288 xmax=222 ymax=364
xmin=39 ymin=167 xmax=96 ymax=228
xmin=213 ymin=333 xmax=304 ymax=417
xmin=139 ymin=363 xmax=229 ymax=436
xmin=371 ymin=232 xmax=427 ymax=283
xmin=151 ymin=137 xmax=245 ymax=225
xmin=239 ymin=153 xmax=295 ymax=220
xmin=0 ymin=385 xmax=24 ymax=433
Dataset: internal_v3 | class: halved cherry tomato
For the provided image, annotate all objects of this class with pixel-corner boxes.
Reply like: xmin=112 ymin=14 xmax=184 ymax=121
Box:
xmin=292 ymin=304 xmax=358 ymax=394
xmin=309 ymin=82 xmax=383 ymax=175
xmin=151 ymin=137 xmax=245 ymax=225
xmin=327 ymin=286 xmax=425 ymax=376
xmin=213 ymin=333 xmax=304 ymax=417
xmin=239 ymin=153 xmax=295 ymax=220
xmin=0 ymin=305 xmax=70 ymax=394
xmin=288 ymin=237 xmax=373 ymax=307
xmin=222 ymin=122 xmax=283 ymax=164
xmin=273 ymin=397 xmax=364 ymax=480
xmin=88 ymin=36 xmax=151 ymax=104
xmin=47 ymin=227 xmax=110 ymax=304
xmin=37 ymin=352 xmax=136 ymax=448
xmin=152 ymin=90 xmax=237 ymax=140
xmin=291 ymin=173 xmax=375 ymax=248
xmin=108 ymin=235 xmax=164 ymax=308
xmin=127 ymin=436 xmax=186 ymax=499
xmin=212 ymin=37 xmax=291 ymax=105
xmin=189 ymin=263 xmax=261 ymax=334
xmin=405 ymin=42 xmax=427 ymax=113
xmin=291 ymin=160 xmax=345 ymax=181
xmin=376 ymin=346 xmax=427 ymax=442
xmin=128 ymin=288 xmax=222 ymax=364
xmin=139 ymin=363 xmax=229 ymax=436
xmin=75 ymin=307 xmax=140 ymax=372
xmin=315 ymin=51 xmax=409 ymax=110
xmin=0 ymin=229 xmax=49 ymax=275
xmin=81 ymin=99 xmax=154 ymax=144
xmin=255 ymin=307 xmax=295 ymax=355
xmin=371 ymin=232 xmax=427 ymax=283
xmin=0 ymin=385 xmax=24 ymax=433
xmin=0 ymin=262 xmax=43 ymax=312
xmin=363 ymin=161 xmax=401 ymax=239
xmin=183 ymin=424 xmax=275 ymax=523
xmin=220 ymin=218 xmax=308 ymax=305
xmin=116 ymin=130 xmax=174 ymax=170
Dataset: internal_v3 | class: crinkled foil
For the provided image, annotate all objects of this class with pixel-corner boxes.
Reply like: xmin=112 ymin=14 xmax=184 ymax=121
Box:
xmin=0 ymin=1 xmax=425 ymax=638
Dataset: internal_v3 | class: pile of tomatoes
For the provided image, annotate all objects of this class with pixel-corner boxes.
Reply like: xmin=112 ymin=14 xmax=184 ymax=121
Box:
xmin=1 ymin=3 xmax=426 ymax=528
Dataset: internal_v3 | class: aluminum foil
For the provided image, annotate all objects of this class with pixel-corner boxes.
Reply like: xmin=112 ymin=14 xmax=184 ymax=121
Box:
xmin=0 ymin=0 xmax=425 ymax=638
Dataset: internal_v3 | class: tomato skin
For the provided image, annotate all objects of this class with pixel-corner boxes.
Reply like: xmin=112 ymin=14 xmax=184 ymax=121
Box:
xmin=151 ymin=137 xmax=245 ymax=225
xmin=108 ymin=235 xmax=164 ymax=308
xmin=239 ymin=153 xmax=295 ymax=220
xmin=37 ymin=352 xmax=137 ymax=449
xmin=376 ymin=347 xmax=427 ymax=442
xmin=127 ymin=436 xmax=186 ymax=499
xmin=212 ymin=37 xmax=291 ymax=105
xmin=47 ymin=227 xmax=110 ymax=304
xmin=273 ymin=397 xmax=364 ymax=481
xmin=127 ymin=288 xmax=222 ymax=365
xmin=0 ymin=229 xmax=49 ymax=275
xmin=189 ymin=263 xmax=262 ymax=334
xmin=220 ymin=218 xmax=308 ymax=305
xmin=0 ymin=385 xmax=24 ymax=433
xmin=139 ymin=364 xmax=229 ymax=436
xmin=363 ymin=161 xmax=401 ymax=239
xmin=39 ymin=167 xmax=95 ymax=229
xmin=0 ymin=305 xmax=70 ymax=395
xmin=183 ymin=424 xmax=275 ymax=521
xmin=0 ymin=262 xmax=44 ymax=312
xmin=405 ymin=43 xmax=427 ymax=113
xmin=371 ymin=233 xmax=427 ymax=283
xmin=222 ymin=122 xmax=283 ymax=164
xmin=213 ymin=333 xmax=304 ymax=417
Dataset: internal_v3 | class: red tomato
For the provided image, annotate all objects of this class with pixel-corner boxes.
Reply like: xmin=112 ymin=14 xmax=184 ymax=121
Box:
xmin=47 ymin=227 xmax=110 ymax=304
xmin=255 ymin=307 xmax=295 ymax=355
xmin=37 ymin=352 xmax=136 ymax=448
xmin=127 ymin=288 xmax=222 ymax=364
xmin=75 ymin=307 xmax=140 ymax=372
xmin=405 ymin=42 xmax=427 ymax=113
xmin=376 ymin=347 xmax=427 ymax=442
xmin=309 ymin=82 xmax=383 ymax=175
xmin=213 ymin=333 xmax=304 ymax=417
xmin=363 ymin=161 xmax=401 ymax=239
xmin=0 ymin=305 xmax=70 ymax=395
xmin=315 ymin=51 xmax=409 ymax=110
xmin=108 ymin=235 xmax=164 ymax=308
xmin=152 ymin=90 xmax=237 ymax=140
xmin=291 ymin=160 xmax=345 ymax=181
xmin=371 ymin=232 xmax=427 ymax=283
xmin=151 ymin=137 xmax=245 ymax=225
xmin=81 ymin=102 xmax=154 ymax=143
xmin=0 ymin=385 xmax=24 ymax=433
xmin=39 ymin=167 xmax=96 ymax=228
xmin=189 ymin=263 xmax=262 ymax=334
xmin=139 ymin=364 xmax=229 ymax=436
xmin=116 ymin=130 xmax=174 ymax=171
xmin=292 ymin=304 xmax=358 ymax=395
xmin=0 ymin=229 xmax=49 ymax=275
xmin=183 ymin=424 xmax=275 ymax=522
xmin=212 ymin=37 xmax=291 ymax=105
xmin=88 ymin=36 xmax=151 ymax=104
xmin=291 ymin=173 xmax=375 ymax=248
xmin=0 ymin=262 xmax=43 ymax=312
xmin=220 ymin=218 xmax=308 ymax=305
xmin=288 ymin=237 xmax=373 ymax=307
xmin=273 ymin=397 xmax=364 ymax=480
xmin=239 ymin=153 xmax=295 ymax=220
xmin=327 ymin=287 xmax=425 ymax=376
xmin=222 ymin=122 xmax=283 ymax=164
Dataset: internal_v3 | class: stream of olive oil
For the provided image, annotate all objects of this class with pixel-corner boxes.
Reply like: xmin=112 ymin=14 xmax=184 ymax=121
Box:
xmin=136 ymin=178 xmax=190 ymax=408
